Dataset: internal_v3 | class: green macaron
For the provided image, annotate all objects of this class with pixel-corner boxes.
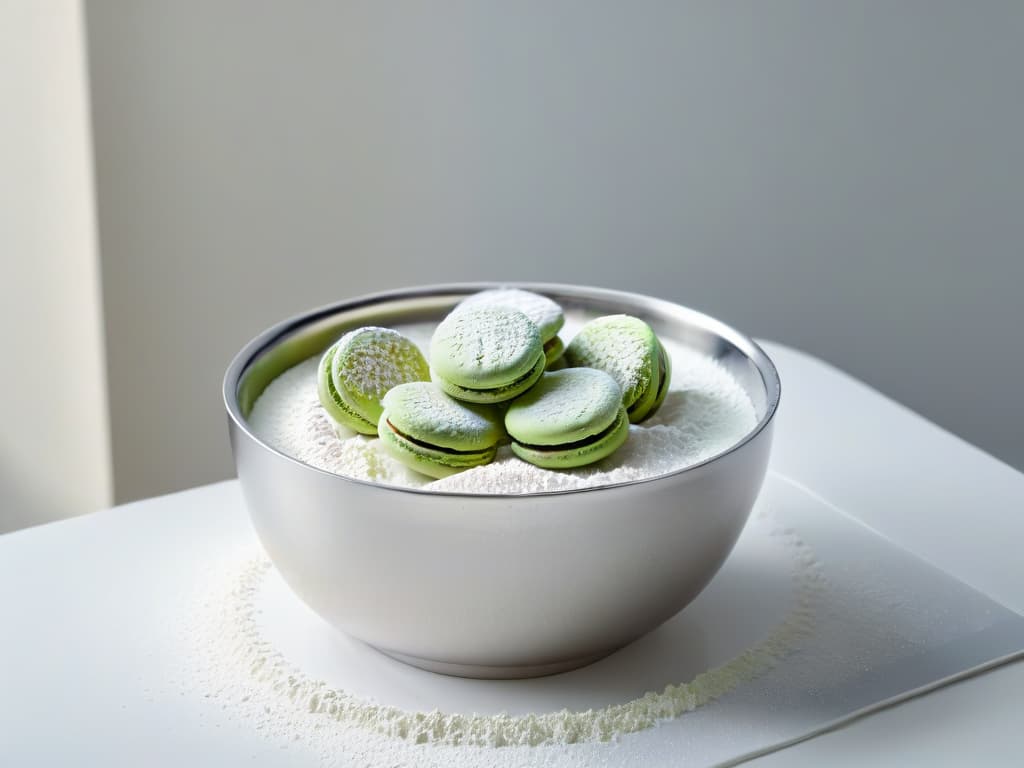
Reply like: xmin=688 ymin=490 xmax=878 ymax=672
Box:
xmin=563 ymin=315 xmax=672 ymax=423
xmin=378 ymin=382 xmax=504 ymax=478
xmin=317 ymin=326 xmax=430 ymax=435
xmin=457 ymin=288 xmax=566 ymax=367
xmin=504 ymin=368 xmax=629 ymax=469
xmin=430 ymin=305 xmax=546 ymax=404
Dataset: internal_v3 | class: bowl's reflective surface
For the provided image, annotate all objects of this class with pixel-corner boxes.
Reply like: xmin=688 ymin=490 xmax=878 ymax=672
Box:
xmin=225 ymin=283 xmax=779 ymax=678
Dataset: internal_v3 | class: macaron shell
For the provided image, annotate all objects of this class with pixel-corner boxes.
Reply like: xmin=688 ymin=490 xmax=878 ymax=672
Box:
xmin=623 ymin=364 xmax=660 ymax=423
xmin=331 ymin=327 xmax=430 ymax=424
xmin=510 ymin=406 xmax=629 ymax=469
xmin=563 ymin=314 xmax=660 ymax=419
xmin=316 ymin=344 xmax=378 ymax=434
xmin=504 ymin=367 xmax=624 ymax=446
xmin=629 ymin=339 xmax=673 ymax=423
xmin=456 ymin=288 xmax=565 ymax=342
xmin=434 ymin=351 xmax=546 ymax=404
xmin=430 ymin=306 xmax=544 ymax=389
xmin=378 ymin=418 xmax=497 ymax=479
xmin=381 ymin=381 xmax=503 ymax=451
xmin=545 ymin=354 xmax=568 ymax=372
xmin=543 ymin=335 xmax=565 ymax=367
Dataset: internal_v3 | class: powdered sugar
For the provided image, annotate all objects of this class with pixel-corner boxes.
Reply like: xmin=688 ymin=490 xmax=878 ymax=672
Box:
xmin=332 ymin=326 xmax=429 ymax=402
xmin=179 ymin=508 xmax=823 ymax=760
xmin=252 ymin=360 xmax=430 ymax=488
xmin=456 ymin=288 xmax=565 ymax=339
xmin=248 ymin=333 xmax=758 ymax=494
xmin=504 ymin=368 xmax=622 ymax=445
xmin=382 ymin=382 xmax=502 ymax=447
xmin=431 ymin=306 xmax=544 ymax=386
xmin=433 ymin=423 xmax=718 ymax=493
xmin=563 ymin=315 xmax=668 ymax=413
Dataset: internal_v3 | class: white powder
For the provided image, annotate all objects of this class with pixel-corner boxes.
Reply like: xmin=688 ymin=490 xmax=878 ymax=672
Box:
xmin=248 ymin=337 xmax=757 ymax=493
xmin=331 ymin=327 xmax=429 ymax=402
xmin=431 ymin=305 xmax=543 ymax=382
xmin=456 ymin=288 xmax=565 ymax=337
xmin=563 ymin=316 xmax=658 ymax=403
xmin=248 ymin=359 xmax=430 ymax=488
xmin=179 ymin=510 xmax=823 ymax=763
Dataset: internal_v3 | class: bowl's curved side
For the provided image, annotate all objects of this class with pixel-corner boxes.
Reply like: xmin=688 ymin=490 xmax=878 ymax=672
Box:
xmin=229 ymin=414 xmax=772 ymax=677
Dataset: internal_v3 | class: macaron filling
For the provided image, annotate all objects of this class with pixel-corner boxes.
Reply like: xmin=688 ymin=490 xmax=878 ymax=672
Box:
xmin=508 ymin=406 xmax=629 ymax=469
xmin=511 ymin=408 xmax=626 ymax=453
xmin=379 ymin=424 xmax=497 ymax=478
xmin=377 ymin=381 xmax=503 ymax=477
xmin=543 ymin=336 xmax=565 ymax=366
xmin=435 ymin=351 xmax=546 ymax=403
xmin=384 ymin=420 xmax=494 ymax=456
xmin=652 ymin=342 xmax=672 ymax=405
xmin=504 ymin=368 xmax=630 ymax=469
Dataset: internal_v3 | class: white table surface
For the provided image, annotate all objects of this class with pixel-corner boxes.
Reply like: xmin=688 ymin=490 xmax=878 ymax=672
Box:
xmin=2 ymin=342 xmax=1022 ymax=766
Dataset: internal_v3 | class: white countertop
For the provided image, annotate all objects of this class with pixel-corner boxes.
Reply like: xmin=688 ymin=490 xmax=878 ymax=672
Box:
xmin=745 ymin=344 xmax=1024 ymax=766
xmin=1 ymin=342 xmax=1022 ymax=765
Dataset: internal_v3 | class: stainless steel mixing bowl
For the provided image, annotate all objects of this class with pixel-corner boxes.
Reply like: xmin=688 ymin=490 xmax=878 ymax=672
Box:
xmin=224 ymin=283 xmax=780 ymax=679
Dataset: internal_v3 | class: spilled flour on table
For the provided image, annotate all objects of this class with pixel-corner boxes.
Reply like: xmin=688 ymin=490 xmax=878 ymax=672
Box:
xmin=177 ymin=512 xmax=825 ymax=766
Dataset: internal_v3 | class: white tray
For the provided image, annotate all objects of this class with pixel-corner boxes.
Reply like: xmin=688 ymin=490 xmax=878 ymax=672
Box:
xmin=177 ymin=472 xmax=1024 ymax=767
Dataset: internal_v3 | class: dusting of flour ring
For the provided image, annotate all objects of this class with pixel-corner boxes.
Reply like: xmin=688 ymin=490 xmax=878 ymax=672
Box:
xmin=178 ymin=512 xmax=824 ymax=764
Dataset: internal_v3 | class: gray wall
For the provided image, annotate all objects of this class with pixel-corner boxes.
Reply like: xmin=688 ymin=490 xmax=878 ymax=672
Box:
xmin=1 ymin=1 xmax=111 ymax=533
xmin=86 ymin=1 xmax=1024 ymax=503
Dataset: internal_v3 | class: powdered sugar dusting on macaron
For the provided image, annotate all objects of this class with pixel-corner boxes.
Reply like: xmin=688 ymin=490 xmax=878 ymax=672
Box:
xmin=334 ymin=327 xmax=429 ymax=400
xmin=382 ymin=382 xmax=502 ymax=448
xmin=505 ymin=368 xmax=622 ymax=446
xmin=457 ymin=288 xmax=565 ymax=339
xmin=563 ymin=315 xmax=657 ymax=406
xmin=430 ymin=306 xmax=543 ymax=387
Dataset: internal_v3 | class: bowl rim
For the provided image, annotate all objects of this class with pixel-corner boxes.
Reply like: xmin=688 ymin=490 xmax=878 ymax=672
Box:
xmin=223 ymin=282 xmax=781 ymax=498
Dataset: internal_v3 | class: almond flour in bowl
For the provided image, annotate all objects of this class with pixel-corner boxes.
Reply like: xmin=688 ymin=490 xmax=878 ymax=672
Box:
xmin=248 ymin=318 xmax=757 ymax=494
